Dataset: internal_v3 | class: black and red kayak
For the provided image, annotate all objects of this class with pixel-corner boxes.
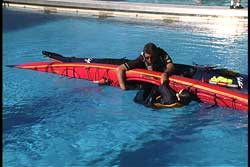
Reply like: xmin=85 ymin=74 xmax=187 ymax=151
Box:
xmin=8 ymin=51 xmax=248 ymax=111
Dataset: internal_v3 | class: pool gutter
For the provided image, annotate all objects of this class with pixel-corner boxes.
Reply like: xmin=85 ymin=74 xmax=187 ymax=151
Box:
xmin=2 ymin=0 xmax=248 ymax=23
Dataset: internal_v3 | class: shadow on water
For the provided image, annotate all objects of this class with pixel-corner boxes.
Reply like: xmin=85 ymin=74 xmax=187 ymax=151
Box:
xmin=2 ymin=95 xmax=63 ymax=133
xmin=3 ymin=110 xmax=41 ymax=132
xmin=108 ymin=107 xmax=229 ymax=167
xmin=2 ymin=85 xmax=102 ymax=134
xmin=3 ymin=8 xmax=65 ymax=33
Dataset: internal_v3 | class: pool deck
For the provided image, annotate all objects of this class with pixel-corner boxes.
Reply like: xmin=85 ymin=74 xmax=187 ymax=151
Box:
xmin=2 ymin=0 xmax=248 ymax=23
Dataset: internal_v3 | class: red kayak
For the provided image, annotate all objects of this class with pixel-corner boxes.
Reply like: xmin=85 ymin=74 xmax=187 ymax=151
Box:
xmin=10 ymin=61 xmax=248 ymax=111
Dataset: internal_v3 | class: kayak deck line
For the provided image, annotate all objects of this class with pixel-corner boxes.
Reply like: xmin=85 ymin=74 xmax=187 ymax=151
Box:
xmin=15 ymin=62 xmax=248 ymax=104
xmin=170 ymin=77 xmax=247 ymax=103
xmin=2 ymin=0 xmax=248 ymax=23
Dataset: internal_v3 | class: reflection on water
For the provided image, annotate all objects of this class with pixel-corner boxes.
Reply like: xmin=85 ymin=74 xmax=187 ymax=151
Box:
xmin=162 ymin=18 xmax=247 ymax=39
xmin=145 ymin=18 xmax=248 ymax=73
xmin=200 ymin=20 xmax=247 ymax=39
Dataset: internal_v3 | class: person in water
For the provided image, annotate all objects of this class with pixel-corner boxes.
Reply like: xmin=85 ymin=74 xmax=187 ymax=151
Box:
xmin=134 ymin=81 xmax=192 ymax=108
xmin=116 ymin=42 xmax=174 ymax=90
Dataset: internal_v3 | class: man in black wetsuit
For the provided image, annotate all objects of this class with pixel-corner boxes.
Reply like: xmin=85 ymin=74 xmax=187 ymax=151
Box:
xmin=116 ymin=43 xmax=174 ymax=90
xmin=134 ymin=82 xmax=192 ymax=108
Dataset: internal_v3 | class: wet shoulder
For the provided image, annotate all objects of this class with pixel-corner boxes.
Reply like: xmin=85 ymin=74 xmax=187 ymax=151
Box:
xmin=157 ymin=47 xmax=167 ymax=56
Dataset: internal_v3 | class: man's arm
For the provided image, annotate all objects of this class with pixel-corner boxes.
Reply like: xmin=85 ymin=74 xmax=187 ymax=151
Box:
xmin=116 ymin=55 xmax=145 ymax=90
xmin=161 ymin=62 xmax=174 ymax=84
xmin=116 ymin=64 xmax=128 ymax=90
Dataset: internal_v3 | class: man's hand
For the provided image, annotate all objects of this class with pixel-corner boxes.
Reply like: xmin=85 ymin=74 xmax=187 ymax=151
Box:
xmin=116 ymin=64 xmax=127 ymax=90
xmin=160 ymin=72 xmax=168 ymax=85
xmin=161 ymin=63 xmax=174 ymax=84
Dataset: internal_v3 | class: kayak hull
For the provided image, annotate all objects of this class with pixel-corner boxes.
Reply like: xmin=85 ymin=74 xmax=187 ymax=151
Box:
xmin=13 ymin=61 xmax=248 ymax=111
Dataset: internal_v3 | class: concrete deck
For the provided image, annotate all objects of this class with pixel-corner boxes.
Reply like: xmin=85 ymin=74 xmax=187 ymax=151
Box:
xmin=2 ymin=0 xmax=248 ymax=23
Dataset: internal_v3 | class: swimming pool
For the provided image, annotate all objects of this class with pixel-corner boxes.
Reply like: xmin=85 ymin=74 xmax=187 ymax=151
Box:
xmin=3 ymin=8 xmax=248 ymax=167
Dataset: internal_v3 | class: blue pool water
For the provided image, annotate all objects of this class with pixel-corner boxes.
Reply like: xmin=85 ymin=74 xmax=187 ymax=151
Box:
xmin=3 ymin=8 xmax=248 ymax=167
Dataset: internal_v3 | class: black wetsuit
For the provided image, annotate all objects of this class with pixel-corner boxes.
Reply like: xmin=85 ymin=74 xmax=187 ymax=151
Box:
xmin=133 ymin=83 xmax=178 ymax=108
xmin=124 ymin=48 xmax=173 ymax=72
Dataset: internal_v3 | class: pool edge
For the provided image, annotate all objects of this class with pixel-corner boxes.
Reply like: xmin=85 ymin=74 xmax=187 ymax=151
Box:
xmin=2 ymin=0 xmax=248 ymax=23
